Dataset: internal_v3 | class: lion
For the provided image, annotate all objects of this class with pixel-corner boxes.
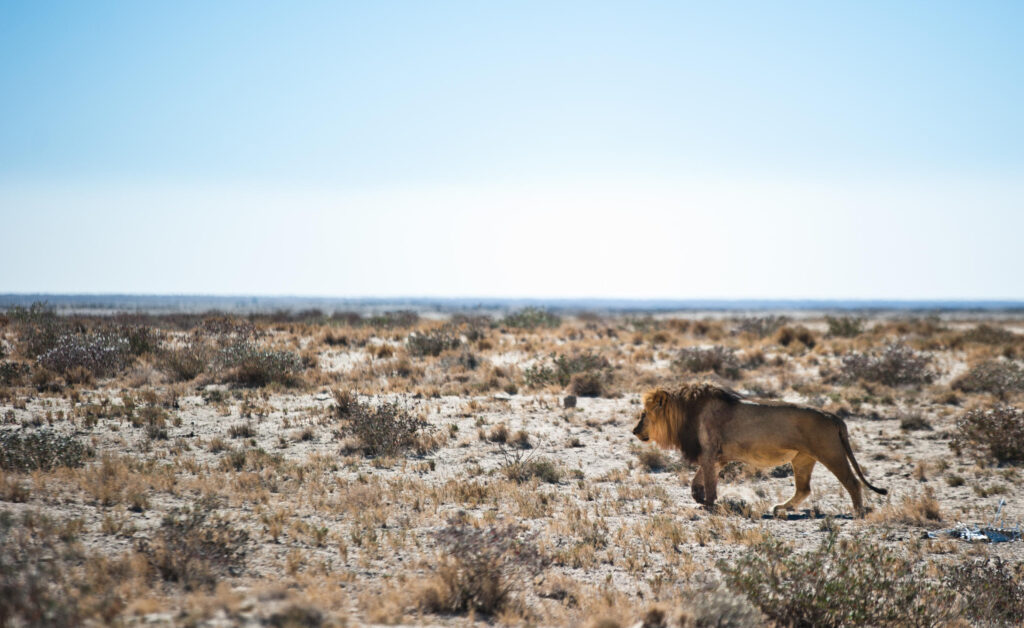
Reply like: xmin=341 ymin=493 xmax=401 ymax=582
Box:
xmin=632 ymin=383 xmax=887 ymax=516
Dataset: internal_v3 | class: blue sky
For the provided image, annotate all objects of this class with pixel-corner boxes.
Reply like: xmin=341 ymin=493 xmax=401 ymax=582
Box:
xmin=2 ymin=2 xmax=1022 ymax=299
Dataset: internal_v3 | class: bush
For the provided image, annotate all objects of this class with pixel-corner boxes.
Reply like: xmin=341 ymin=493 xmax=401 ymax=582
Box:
xmin=364 ymin=310 xmax=419 ymax=329
xmin=524 ymin=351 xmax=612 ymax=393
xmin=216 ymin=341 xmax=303 ymax=387
xmin=719 ymin=531 xmax=957 ymax=627
xmin=407 ymin=328 xmax=461 ymax=357
xmin=951 ymin=404 xmax=1024 ymax=464
xmin=0 ymin=430 xmax=91 ymax=472
xmin=8 ymin=302 xmax=65 ymax=359
xmin=36 ymin=331 xmax=131 ymax=378
xmin=335 ymin=396 xmax=431 ymax=457
xmin=839 ymin=342 xmax=934 ymax=386
xmin=138 ymin=496 xmax=248 ymax=591
xmin=952 ymin=360 xmax=1024 ymax=397
xmin=423 ymin=523 xmax=546 ymax=615
xmin=825 ymin=316 xmax=865 ymax=338
xmin=943 ymin=558 xmax=1024 ymax=626
xmin=500 ymin=449 xmax=561 ymax=483
xmin=674 ymin=346 xmax=741 ymax=379
xmin=502 ymin=307 xmax=561 ymax=330
xmin=678 ymin=586 xmax=766 ymax=628
xmin=960 ymin=324 xmax=1017 ymax=345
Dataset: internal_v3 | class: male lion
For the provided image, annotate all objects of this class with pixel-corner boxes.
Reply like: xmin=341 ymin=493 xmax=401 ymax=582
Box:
xmin=632 ymin=383 xmax=887 ymax=516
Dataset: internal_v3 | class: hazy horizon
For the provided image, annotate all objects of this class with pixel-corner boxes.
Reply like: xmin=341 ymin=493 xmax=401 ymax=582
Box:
xmin=3 ymin=2 xmax=1022 ymax=300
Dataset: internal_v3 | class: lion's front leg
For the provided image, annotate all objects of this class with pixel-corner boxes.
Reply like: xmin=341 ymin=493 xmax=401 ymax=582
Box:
xmin=699 ymin=460 xmax=719 ymax=507
xmin=690 ymin=470 xmax=706 ymax=504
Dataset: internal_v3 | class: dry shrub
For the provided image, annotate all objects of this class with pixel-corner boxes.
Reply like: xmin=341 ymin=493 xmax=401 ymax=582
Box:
xmin=952 ymin=404 xmax=1024 ymax=464
xmin=216 ymin=341 xmax=303 ymax=387
xmin=419 ymin=523 xmax=546 ymax=615
xmin=406 ymin=328 xmax=461 ymax=357
xmin=138 ymin=496 xmax=248 ymax=591
xmin=635 ymin=446 xmax=669 ymax=472
xmin=524 ymin=351 xmax=612 ymax=395
xmin=952 ymin=359 xmax=1024 ymax=398
xmin=676 ymin=586 xmax=767 ymax=627
xmin=157 ymin=340 xmax=210 ymax=381
xmin=719 ymin=531 xmax=957 ymax=627
xmin=776 ymin=325 xmax=816 ymax=348
xmin=839 ymin=342 xmax=934 ymax=386
xmin=735 ymin=316 xmax=788 ymax=338
xmin=943 ymin=558 xmax=1024 ymax=626
xmin=673 ymin=346 xmax=741 ymax=379
xmin=334 ymin=395 xmax=431 ymax=457
xmin=501 ymin=448 xmax=561 ymax=483
xmin=568 ymin=371 xmax=606 ymax=397
xmin=37 ymin=331 xmax=131 ymax=378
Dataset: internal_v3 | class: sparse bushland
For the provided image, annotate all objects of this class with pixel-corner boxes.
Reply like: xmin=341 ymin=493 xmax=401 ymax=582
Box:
xmin=951 ymin=404 xmax=1024 ymax=464
xmin=719 ymin=531 xmax=958 ymax=627
xmin=734 ymin=315 xmax=788 ymax=338
xmin=838 ymin=342 xmax=935 ymax=386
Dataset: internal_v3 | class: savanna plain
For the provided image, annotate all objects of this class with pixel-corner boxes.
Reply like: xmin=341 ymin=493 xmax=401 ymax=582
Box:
xmin=2 ymin=304 xmax=1023 ymax=627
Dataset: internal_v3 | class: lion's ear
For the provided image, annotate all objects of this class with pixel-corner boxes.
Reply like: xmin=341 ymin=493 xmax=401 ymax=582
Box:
xmin=644 ymin=389 xmax=669 ymax=410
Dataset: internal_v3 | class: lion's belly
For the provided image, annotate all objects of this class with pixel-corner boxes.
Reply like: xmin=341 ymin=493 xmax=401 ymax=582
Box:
xmin=719 ymin=443 xmax=797 ymax=469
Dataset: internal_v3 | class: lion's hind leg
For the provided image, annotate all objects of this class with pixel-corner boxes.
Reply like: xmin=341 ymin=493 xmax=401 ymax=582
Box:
xmin=772 ymin=453 xmax=815 ymax=517
xmin=818 ymin=450 xmax=865 ymax=516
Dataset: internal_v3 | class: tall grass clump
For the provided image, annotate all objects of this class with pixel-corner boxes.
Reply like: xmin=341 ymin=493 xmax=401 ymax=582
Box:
xmin=951 ymin=404 xmax=1024 ymax=464
xmin=839 ymin=342 xmax=934 ymax=386
xmin=719 ymin=531 xmax=957 ymax=627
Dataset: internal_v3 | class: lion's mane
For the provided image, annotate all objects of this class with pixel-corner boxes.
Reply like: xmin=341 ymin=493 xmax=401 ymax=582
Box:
xmin=642 ymin=382 xmax=741 ymax=463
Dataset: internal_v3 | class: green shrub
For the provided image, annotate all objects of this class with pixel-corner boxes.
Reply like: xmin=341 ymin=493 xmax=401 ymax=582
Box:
xmin=951 ymin=404 xmax=1024 ymax=464
xmin=502 ymin=307 xmax=561 ymax=330
xmin=825 ymin=316 xmax=865 ymax=338
xmin=952 ymin=359 xmax=1024 ymax=397
xmin=0 ymin=430 xmax=91 ymax=472
xmin=839 ymin=342 xmax=934 ymax=386
xmin=719 ymin=531 xmax=957 ymax=627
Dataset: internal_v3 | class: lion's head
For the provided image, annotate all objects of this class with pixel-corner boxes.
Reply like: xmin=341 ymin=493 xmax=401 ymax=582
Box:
xmin=633 ymin=383 xmax=741 ymax=462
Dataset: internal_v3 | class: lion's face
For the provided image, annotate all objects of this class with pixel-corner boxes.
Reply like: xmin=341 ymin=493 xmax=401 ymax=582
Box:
xmin=632 ymin=410 xmax=649 ymax=441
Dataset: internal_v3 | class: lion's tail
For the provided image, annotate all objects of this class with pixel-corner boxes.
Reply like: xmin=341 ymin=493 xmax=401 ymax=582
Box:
xmin=838 ymin=420 xmax=888 ymax=496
